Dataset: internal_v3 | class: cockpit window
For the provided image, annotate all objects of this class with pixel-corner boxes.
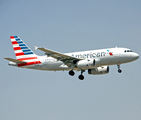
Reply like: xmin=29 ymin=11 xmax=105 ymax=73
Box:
xmin=124 ymin=50 xmax=133 ymax=52
xmin=129 ymin=50 xmax=133 ymax=52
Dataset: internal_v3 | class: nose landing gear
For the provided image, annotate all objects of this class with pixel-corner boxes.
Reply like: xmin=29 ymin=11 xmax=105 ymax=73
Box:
xmin=118 ymin=69 xmax=122 ymax=73
xmin=117 ymin=63 xmax=122 ymax=73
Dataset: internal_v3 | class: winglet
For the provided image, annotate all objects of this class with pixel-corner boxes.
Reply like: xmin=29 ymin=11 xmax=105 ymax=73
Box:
xmin=34 ymin=46 xmax=38 ymax=50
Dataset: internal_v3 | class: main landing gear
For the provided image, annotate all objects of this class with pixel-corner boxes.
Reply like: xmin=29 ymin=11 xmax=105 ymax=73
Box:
xmin=68 ymin=70 xmax=85 ymax=80
xmin=117 ymin=63 xmax=122 ymax=73
xmin=69 ymin=70 xmax=75 ymax=76
xmin=78 ymin=70 xmax=85 ymax=80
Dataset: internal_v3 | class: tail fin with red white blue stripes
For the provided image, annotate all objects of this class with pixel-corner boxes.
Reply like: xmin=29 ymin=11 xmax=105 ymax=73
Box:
xmin=10 ymin=36 xmax=37 ymax=59
xmin=9 ymin=36 xmax=41 ymax=66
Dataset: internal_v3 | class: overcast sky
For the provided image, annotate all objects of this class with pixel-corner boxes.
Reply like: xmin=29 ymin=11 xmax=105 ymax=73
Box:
xmin=0 ymin=0 xmax=141 ymax=120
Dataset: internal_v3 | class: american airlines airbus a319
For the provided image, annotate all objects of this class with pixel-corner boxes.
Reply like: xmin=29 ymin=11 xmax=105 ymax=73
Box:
xmin=4 ymin=36 xmax=139 ymax=80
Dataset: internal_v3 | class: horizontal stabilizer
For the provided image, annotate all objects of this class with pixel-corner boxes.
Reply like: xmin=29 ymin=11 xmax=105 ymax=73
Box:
xmin=4 ymin=58 xmax=27 ymax=64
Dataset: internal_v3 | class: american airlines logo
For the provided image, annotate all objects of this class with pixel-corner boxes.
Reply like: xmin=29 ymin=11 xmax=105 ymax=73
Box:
xmin=107 ymin=50 xmax=113 ymax=56
xmin=71 ymin=50 xmax=113 ymax=59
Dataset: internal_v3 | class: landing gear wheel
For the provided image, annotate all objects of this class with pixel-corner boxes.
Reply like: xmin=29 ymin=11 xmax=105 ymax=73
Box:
xmin=78 ymin=75 xmax=84 ymax=80
xmin=117 ymin=63 xmax=122 ymax=73
xmin=69 ymin=70 xmax=75 ymax=76
xmin=118 ymin=69 xmax=122 ymax=73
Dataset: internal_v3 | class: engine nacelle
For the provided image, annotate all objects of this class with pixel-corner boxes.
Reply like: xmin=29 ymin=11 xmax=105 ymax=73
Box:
xmin=76 ymin=58 xmax=101 ymax=69
xmin=88 ymin=66 xmax=109 ymax=75
xmin=76 ymin=59 xmax=94 ymax=68
xmin=93 ymin=58 xmax=101 ymax=66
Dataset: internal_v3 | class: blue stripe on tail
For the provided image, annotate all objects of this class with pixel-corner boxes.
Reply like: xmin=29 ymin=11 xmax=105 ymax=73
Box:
xmin=14 ymin=36 xmax=36 ymax=55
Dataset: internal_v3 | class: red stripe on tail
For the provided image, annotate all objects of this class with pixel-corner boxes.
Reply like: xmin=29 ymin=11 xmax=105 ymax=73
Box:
xmin=17 ymin=57 xmax=37 ymax=61
xmin=10 ymin=36 xmax=15 ymax=39
xmin=12 ymin=41 xmax=18 ymax=45
xmin=14 ymin=47 xmax=21 ymax=50
xmin=15 ymin=52 xmax=25 ymax=56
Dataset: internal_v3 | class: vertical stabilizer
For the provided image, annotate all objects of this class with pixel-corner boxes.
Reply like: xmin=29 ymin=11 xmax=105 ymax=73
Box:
xmin=10 ymin=36 xmax=39 ymax=63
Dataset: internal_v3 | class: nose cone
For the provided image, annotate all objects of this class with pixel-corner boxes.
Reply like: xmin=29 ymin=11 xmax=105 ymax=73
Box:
xmin=133 ymin=53 xmax=139 ymax=60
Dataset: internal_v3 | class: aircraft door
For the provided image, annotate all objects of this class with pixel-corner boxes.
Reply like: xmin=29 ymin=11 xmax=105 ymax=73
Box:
xmin=114 ymin=48 xmax=119 ymax=57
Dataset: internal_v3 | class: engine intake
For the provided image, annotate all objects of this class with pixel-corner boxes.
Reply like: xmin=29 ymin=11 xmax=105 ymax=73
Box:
xmin=93 ymin=58 xmax=101 ymax=66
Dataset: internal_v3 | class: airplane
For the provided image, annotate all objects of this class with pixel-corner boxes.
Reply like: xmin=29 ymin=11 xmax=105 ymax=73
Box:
xmin=4 ymin=36 xmax=139 ymax=80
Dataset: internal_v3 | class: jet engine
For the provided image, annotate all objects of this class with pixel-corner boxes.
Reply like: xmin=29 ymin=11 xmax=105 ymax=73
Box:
xmin=76 ymin=59 xmax=94 ymax=68
xmin=93 ymin=58 xmax=101 ymax=66
xmin=88 ymin=66 xmax=109 ymax=75
xmin=76 ymin=58 xmax=101 ymax=69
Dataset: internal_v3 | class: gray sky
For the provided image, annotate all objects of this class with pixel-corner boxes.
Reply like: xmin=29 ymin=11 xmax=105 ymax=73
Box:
xmin=0 ymin=0 xmax=141 ymax=120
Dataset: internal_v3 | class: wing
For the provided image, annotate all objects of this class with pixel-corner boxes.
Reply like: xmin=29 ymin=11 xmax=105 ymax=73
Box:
xmin=35 ymin=47 xmax=83 ymax=65
xmin=4 ymin=58 xmax=27 ymax=64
